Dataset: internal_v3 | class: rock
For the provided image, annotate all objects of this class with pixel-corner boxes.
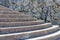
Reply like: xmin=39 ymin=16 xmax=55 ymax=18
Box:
xmin=1 ymin=0 xmax=60 ymax=25
xmin=55 ymin=0 xmax=60 ymax=5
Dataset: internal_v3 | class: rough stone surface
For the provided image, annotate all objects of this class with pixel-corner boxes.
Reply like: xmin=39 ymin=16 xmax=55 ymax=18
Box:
xmin=1 ymin=0 xmax=60 ymax=24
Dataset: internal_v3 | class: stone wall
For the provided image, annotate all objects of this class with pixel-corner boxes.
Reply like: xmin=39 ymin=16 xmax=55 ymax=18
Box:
xmin=21 ymin=0 xmax=60 ymax=25
xmin=1 ymin=0 xmax=60 ymax=25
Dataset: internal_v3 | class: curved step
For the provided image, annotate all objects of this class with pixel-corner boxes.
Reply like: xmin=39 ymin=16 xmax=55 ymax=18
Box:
xmin=0 ymin=23 xmax=51 ymax=34
xmin=26 ymin=31 xmax=60 ymax=40
xmin=0 ymin=5 xmax=10 ymax=9
xmin=0 ymin=14 xmax=32 ymax=18
xmin=0 ymin=11 xmax=23 ymax=14
xmin=0 ymin=18 xmax=37 ymax=22
xmin=0 ymin=10 xmax=26 ymax=15
xmin=0 ymin=8 xmax=12 ymax=11
xmin=0 ymin=25 xmax=59 ymax=40
xmin=0 ymin=20 xmax=44 ymax=27
xmin=0 ymin=7 xmax=13 ymax=11
xmin=0 ymin=5 xmax=8 ymax=8
xmin=0 ymin=5 xmax=14 ymax=11
xmin=0 ymin=6 xmax=25 ymax=14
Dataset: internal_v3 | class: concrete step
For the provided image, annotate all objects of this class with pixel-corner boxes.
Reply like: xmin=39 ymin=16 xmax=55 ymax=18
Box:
xmin=0 ymin=20 xmax=44 ymax=27
xmin=0 ymin=7 xmax=11 ymax=9
xmin=0 ymin=18 xmax=37 ymax=22
xmin=0 ymin=5 xmax=25 ymax=14
xmin=0 ymin=11 xmax=24 ymax=14
xmin=0 ymin=8 xmax=12 ymax=11
xmin=0 ymin=7 xmax=13 ymax=11
xmin=0 ymin=5 xmax=9 ymax=8
xmin=0 ymin=14 xmax=32 ymax=18
xmin=0 ymin=25 xmax=59 ymax=40
xmin=26 ymin=31 xmax=60 ymax=40
xmin=0 ymin=23 xmax=51 ymax=34
xmin=0 ymin=5 xmax=6 ymax=8
xmin=0 ymin=5 xmax=13 ymax=11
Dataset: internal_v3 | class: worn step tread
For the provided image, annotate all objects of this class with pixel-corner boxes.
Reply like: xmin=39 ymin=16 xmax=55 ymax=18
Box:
xmin=0 ymin=5 xmax=10 ymax=9
xmin=0 ymin=18 xmax=37 ymax=22
xmin=0 ymin=8 xmax=11 ymax=10
xmin=0 ymin=7 xmax=23 ymax=14
xmin=0 ymin=11 xmax=23 ymax=14
xmin=0 ymin=14 xmax=32 ymax=18
xmin=0 ymin=23 xmax=51 ymax=34
xmin=0 ymin=20 xmax=44 ymax=27
xmin=0 ymin=7 xmax=12 ymax=10
xmin=26 ymin=31 xmax=60 ymax=40
xmin=0 ymin=25 xmax=59 ymax=40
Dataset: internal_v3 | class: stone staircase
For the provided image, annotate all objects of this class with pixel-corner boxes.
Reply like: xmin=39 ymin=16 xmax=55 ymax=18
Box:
xmin=0 ymin=5 xmax=60 ymax=40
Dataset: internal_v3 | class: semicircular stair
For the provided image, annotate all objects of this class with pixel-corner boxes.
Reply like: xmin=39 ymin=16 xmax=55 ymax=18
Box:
xmin=0 ymin=5 xmax=60 ymax=40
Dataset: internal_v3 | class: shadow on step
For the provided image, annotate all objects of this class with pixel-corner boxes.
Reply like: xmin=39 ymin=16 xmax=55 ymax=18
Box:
xmin=16 ymin=30 xmax=60 ymax=40
xmin=0 ymin=25 xmax=51 ymax=34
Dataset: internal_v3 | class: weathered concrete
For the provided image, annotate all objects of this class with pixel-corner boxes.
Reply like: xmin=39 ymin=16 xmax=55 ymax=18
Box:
xmin=0 ymin=18 xmax=37 ymax=22
xmin=0 ymin=25 xmax=59 ymax=40
xmin=0 ymin=23 xmax=51 ymax=34
xmin=0 ymin=5 xmax=59 ymax=40
xmin=26 ymin=31 xmax=60 ymax=40
xmin=0 ymin=8 xmax=12 ymax=11
xmin=0 ymin=11 xmax=21 ymax=14
xmin=0 ymin=14 xmax=32 ymax=18
xmin=0 ymin=20 xmax=44 ymax=27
